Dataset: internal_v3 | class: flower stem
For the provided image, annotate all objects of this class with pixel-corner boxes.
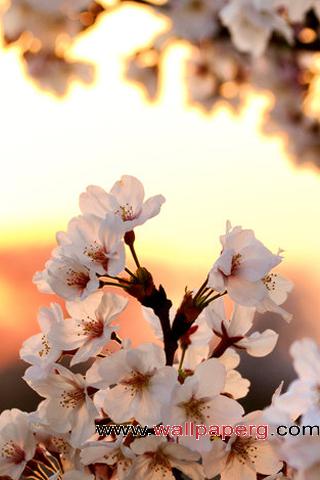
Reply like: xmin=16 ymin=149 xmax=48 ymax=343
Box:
xmin=178 ymin=346 xmax=187 ymax=372
xmin=129 ymin=243 xmax=141 ymax=268
xmin=125 ymin=267 xmax=138 ymax=280
xmin=100 ymin=281 xmax=129 ymax=289
xmin=202 ymin=290 xmax=227 ymax=308
xmin=104 ymin=274 xmax=131 ymax=284
xmin=198 ymin=288 xmax=215 ymax=306
xmin=124 ymin=230 xmax=141 ymax=268
xmin=193 ymin=276 xmax=209 ymax=301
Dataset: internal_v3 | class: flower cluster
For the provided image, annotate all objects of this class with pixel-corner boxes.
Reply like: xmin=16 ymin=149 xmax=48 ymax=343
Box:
xmin=2 ymin=174 xmax=315 ymax=480
xmin=1 ymin=0 xmax=105 ymax=95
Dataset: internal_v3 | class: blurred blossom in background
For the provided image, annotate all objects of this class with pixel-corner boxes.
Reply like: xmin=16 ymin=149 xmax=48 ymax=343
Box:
xmin=0 ymin=0 xmax=320 ymax=412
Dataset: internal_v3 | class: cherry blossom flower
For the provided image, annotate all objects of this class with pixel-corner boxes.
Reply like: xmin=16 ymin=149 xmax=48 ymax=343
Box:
xmin=24 ymin=51 xmax=94 ymax=96
xmin=186 ymin=41 xmax=246 ymax=107
xmin=58 ymin=214 xmax=126 ymax=277
xmin=128 ymin=437 xmax=204 ymax=480
xmin=202 ymin=411 xmax=283 ymax=480
xmin=220 ymin=0 xmax=293 ymax=57
xmin=32 ymin=245 xmax=63 ymax=294
xmin=271 ymin=338 xmax=320 ymax=423
xmin=46 ymin=254 xmax=99 ymax=301
xmin=20 ymin=303 xmax=64 ymax=370
xmin=87 ymin=343 xmax=178 ymax=425
xmin=0 ymin=409 xmax=36 ymax=480
xmin=262 ymin=382 xmax=292 ymax=431
xmin=169 ymin=0 xmax=224 ymax=42
xmin=26 ymin=364 xmax=99 ymax=447
xmin=208 ymin=221 xmax=282 ymax=306
xmin=49 ymin=291 xmax=127 ymax=366
xmin=219 ymin=348 xmax=251 ymax=399
xmin=163 ymin=358 xmax=244 ymax=452
xmin=126 ymin=48 xmax=160 ymax=100
xmin=33 ymin=268 xmax=55 ymax=294
xmin=257 ymin=271 xmax=293 ymax=323
xmin=32 ymin=425 xmax=78 ymax=472
xmin=279 ymin=414 xmax=320 ymax=480
xmin=81 ymin=436 xmax=135 ymax=479
xmin=79 ymin=175 xmax=165 ymax=232
xmin=204 ymin=297 xmax=279 ymax=357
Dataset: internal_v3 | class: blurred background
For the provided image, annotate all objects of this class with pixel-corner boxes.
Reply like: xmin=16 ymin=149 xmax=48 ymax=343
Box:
xmin=0 ymin=0 xmax=320 ymax=413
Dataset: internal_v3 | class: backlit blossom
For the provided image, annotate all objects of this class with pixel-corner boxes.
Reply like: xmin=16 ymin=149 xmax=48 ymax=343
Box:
xmin=49 ymin=291 xmax=127 ymax=366
xmin=279 ymin=414 xmax=320 ymax=480
xmin=127 ymin=437 xmax=204 ymax=480
xmin=163 ymin=358 xmax=244 ymax=452
xmin=220 ymin=0 xmax=292 ymax=57
xmin=202 ymin=411 xmax=283 ymax=480
xmin=20 ymin=303 xmax=63 ymax=370
xmin=87 ymin=343 xmax=178 ymax=425
xmin=208 ymin=221 xmax=282 ymax=306
xmin=81 ymin=436 xmax=135 ymax=479
xmin=26 ymin=364 xmax=99 ymax=447
xmin=204 ymin=297 xmax=279 ymax=357
xmin=46 ymin=254 xmax=99 ymax=301
xmin=0 ymin=409 xmax=36 ymax=480
xmin=79 ymin=175 xmax=165 ymax=232
xmin=32 ymin=425 xmax=77 ymax=472
xmin=169 ymin=0 xmax=224 ymax=42
xmin=271 ymin=338 xmax=320 ymax=423
xmin=257 ymin=271 xmax=293 ymax=322
xmin=58 ymin=214 xmax=125 ymax=277
xmin=219 ymin=349 xmax=251 ymax=399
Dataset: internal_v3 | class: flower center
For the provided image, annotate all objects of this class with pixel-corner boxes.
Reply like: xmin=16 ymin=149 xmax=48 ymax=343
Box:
xmin=145 ymin=451 xmax=172 ymax=475
xmin=65 ymin=268 xmax=90 ymax=290
xmin=77 ymin=316 xmax=104 ymax=339
xmin=195 ymin=62 xmax=210 ymax=77
xmin=188 ymin=0 xmax=204 ymax=11
xmin=108 ymin=448 xmax=131 ymax=470
xmin=38 ymin=334 xmax=51 ymax=357
xmin=1 ymin=441 xmax=25 ymax=464
xmin=231 ymin=253 xmax=242 ymax=275
xmin=121 ymin=370 xmax=153 ymax=396
xmin=59 ymin=387 xmax=86 ymax=409
xmin=229 ymin=437 xmax=258 ymax=466
xmin=50 ymin=436 xmax=70 ymax=455
xmin=263 ymin=273 xmax=277 ymax=291
xmin=179 ymin=395 xmax=210 ymax=423
xmin=83 ymin=241 xmax=109 ymax=270
xmin=115 ymin=203 xmax=136 ymax=221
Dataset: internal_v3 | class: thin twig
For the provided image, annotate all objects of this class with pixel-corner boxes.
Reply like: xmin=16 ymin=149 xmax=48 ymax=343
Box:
xmin=129 ymin=243 xmax=141 ymax=269
xmin=193 ymin=276 xmax=209 ymax=301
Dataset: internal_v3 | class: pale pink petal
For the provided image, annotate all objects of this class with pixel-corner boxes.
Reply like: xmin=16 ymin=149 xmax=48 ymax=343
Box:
xmin=236 ymin=329 xmax=278 ymax=357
